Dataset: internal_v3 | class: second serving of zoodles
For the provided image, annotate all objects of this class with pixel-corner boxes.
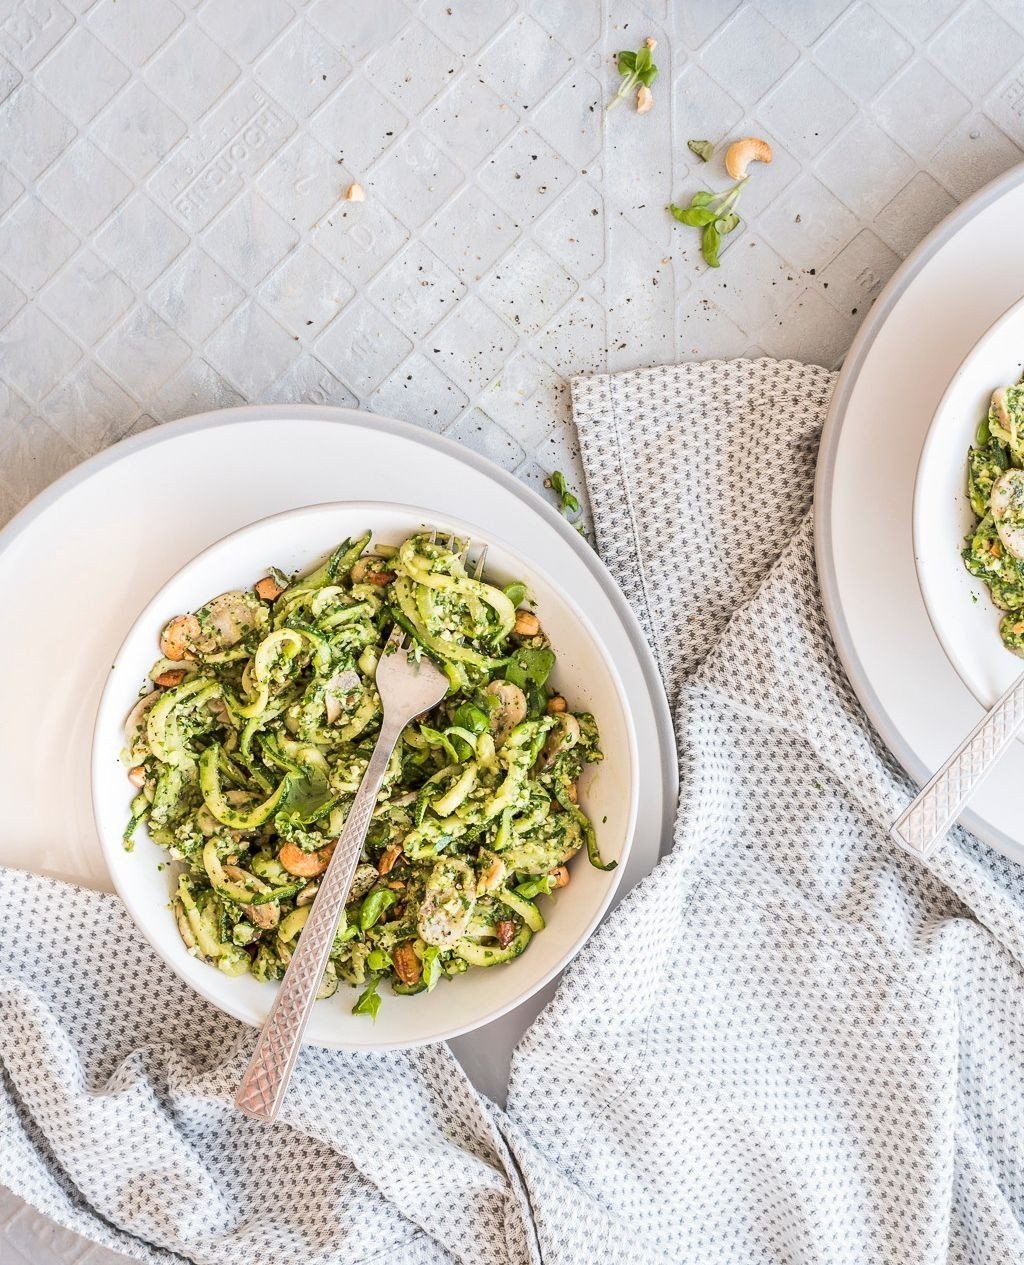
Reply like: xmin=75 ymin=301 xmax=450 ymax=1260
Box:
xmin=964 ymin=381 xmax=1024 ymax=654
xmin=122 ymin=531 xmax=610 ymax=1016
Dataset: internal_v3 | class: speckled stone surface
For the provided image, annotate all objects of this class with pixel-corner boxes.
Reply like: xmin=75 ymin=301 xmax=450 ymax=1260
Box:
xmin=3 ymin=0 xmax=1024 ymax=1257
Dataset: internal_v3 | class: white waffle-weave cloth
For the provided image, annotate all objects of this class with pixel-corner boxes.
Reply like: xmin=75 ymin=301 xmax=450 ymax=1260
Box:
xmin=3 ymin=358 xmax=1024 ymax=1264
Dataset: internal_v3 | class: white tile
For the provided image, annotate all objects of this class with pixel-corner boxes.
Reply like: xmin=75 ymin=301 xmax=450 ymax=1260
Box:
xmin=309 ymin=0 xmax=410 ymax=61
xmin=478 ymin=239 xmax=576 ymax=336
xmin=38 ymin=138 xmax=132 ymax=234
xmin=204 ymin=191 xmax=299 ymax=287
xmin=817 ymin=228 xmax=902 ymax=314
xmin=701 ymin=6 xmax=798 ymax=107
xmin=931 ymin=114 xmax=1024 ymax=198
xmin=35 ymin=26 xmax=129 ymax=124
xmin=150 ymin=355 xmax=245 ymax=419
xmin=932 ymin=1 xmax=1024 ymax=96
xmin=815 ymin=117 xmax=914 ymax=218
xmin=97 ymin=304 xmax=191 ymax=395
xmin=426 ymin=294 xmax=517 ymax=392
xmin=419 ymin=0 xmax=515 ymax=55
xmin=533 ymin=179 xmax=604 ymax=279
xmin=422 ymin=183 xmax=517 ymax=280
xmin=198 ymin=0 xmax=293 ymax=62
xmin=671 ymin=64 xmax=744 ymax=143
xmin=0 ymin=270 xmax=24 ymax=327
xmin=757 ymin=62 xmax=855 ymax=158
xmin=146 ymin=23 xmax=239 ymax=121
xmin=874 ymin=60 xmax=971 ymax=158
xmin=478 ymin=126 xmax=574 ymax=224
xmin=254 ymin=20 xmax=349 ymax=115
xmin=258 ymin=131 xmax=345 ymax=230
xmin=446 ymin=406 xmax=525 ymax=470
xmin=422 ymin=75 xmax=516 ymax=168
xmin=314 ymin=198 xmax=410 ymax=286
xmin=41 ymin=250 xmax=135 ymax=343
xmin=0 ymin=83 xmax=76 ymax=178
xmin=149 ymin=248 xmax=245 ymax=342
xmin=0 ymin=195 xmax=78 ymax=291
xmin=0 ymin=0 xmax=73 ymax=69
xmin=873 ymin=171 xmax=957 ymax=257
xmin=0 ymin=305 xmax=81 ymax=400
xmin=369 ymin=239 xmax=465 ymax=339
xmin=373 ymin=131 xmax=463 ymax=229
xmin=90 ymin=80 xmax=186 ymax=177
xmin=368 ymin=19 xmax=459 ymax=114
xmin=311 ymin=78 xmax=405 ymax=173
xmin=89 ymin=0 xmax=184 ymax=65
xmin=479 ymin=350 xmax=565 ymax=447
xmin=759 ymin=174 xmax=858 ymax=272
xmin=95 ymin=193 xmax=189 ymax=286
xmin=263 ymin=353 xmax=358 ymax=408
xmin=40 ymin=358 xmax=138 ymax=452
xmin=204 ymin=300 xmax=298 ymax=395
xmin=478 ymin=13 xmax=571 ymax=109
xmin=315 ymin=297 xmax=413 ymax=394
xmin=370 ymin=350 xmax=467 ymax=430
xmin=261 ymin=244 xmax=352 ymax=334
xmin=814 ymin=5 xmax=912 ymax=101
xmin=530 ymin=71 xmax=602 ymax=170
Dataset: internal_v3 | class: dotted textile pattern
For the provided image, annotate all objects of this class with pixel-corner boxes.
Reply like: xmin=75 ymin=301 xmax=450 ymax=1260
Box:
xmin=5 ymin=359 xmax=1024 ymax=1263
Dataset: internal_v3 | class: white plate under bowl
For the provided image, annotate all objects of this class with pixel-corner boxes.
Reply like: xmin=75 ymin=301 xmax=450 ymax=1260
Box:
xmin=92 ymin=500 xmax=639 ymax=1050
xmin=816 ymin=162 xmax=1024 ymax=866
xmin=915 ymin=294 xmax=1024 ymax=711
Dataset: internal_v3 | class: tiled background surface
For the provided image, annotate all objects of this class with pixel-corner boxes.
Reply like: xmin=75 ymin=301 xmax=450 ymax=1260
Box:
xmin=3 ymin=0 xmax=1024 ymax=1258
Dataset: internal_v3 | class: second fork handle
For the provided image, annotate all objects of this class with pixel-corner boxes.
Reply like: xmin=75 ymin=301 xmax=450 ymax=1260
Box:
xmin=234 ymin=715 xmax=403 ymax=1123
xmin=890 ymin=669 xmax=1024 ymax=859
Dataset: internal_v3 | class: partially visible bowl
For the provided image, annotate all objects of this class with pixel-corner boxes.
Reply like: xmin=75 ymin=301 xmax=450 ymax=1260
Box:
xmin=915 ymin=294 xmax=1024 ymax=712
xmin=92 ymin=501 xmax=638 ymax=1049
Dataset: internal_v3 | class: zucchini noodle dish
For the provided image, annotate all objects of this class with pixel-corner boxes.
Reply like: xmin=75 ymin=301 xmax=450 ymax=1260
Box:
xmin=122 ymin=531 xmax=610 ymax=1017
xmin=964 ymin=382 xmax=1024 ymax=653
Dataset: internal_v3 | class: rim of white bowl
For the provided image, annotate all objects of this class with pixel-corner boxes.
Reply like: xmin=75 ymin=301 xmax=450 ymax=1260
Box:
xmin=92 ymin=498 xmax=640 ymax=1049
xmin=913 ymin=292 xmax=1024 ymax=704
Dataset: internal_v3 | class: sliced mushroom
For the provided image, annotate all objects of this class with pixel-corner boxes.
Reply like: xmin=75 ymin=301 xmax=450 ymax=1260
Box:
xmin=417 ymin=857 xmax=476 ymax=948
xmin=195 ymin=591 xmax=268 ymax=652
xmin=160 ymin=614 xmax=201 ymax=661
xmin=991 ymin=468 xmax=1024 ymax=560
xmin=496 ymin=919 xmax=517 ymax=948
xmin=540 ymin=713 xmax=581 ymax=769
xmin=296 ymin=882 xmax=319 ymax=906
xmin=485 ymin=680 xmax=527 ymax=747
xmin=476 ymin=849 xmax=506 ymax=894
xmin=324 ymin=669 xmax=362 ymax=725
xmin=124 ymin=692 xmax=159 ymax=764
xmin=350 ymin=862 xmax=379 ymax=902
xmin=279 ymin=840 xmax=335 ymax=877
xmin=992 ymin=387 xmax=1013 ymax=432
xmin=249 ymin=902 xmax=280 ymax=930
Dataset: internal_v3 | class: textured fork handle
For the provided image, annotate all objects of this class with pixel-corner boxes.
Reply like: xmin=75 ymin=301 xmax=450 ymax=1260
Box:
xmin=890 ymin=670 xmax=1024 ymax=858
xmin=235 ymin=717 xmax=402 ymax=1123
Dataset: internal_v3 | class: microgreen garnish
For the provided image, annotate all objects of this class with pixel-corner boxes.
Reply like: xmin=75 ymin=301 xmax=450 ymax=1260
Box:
xmin=547 ymin=470 xmax=581 ymax=517
xmin=668 ymin=177 xmax=747 ymax=268
xmin=687 ymin=139 xmax=714 ymax=162
xmin=608 ymin=38 xmax=658 ymax=111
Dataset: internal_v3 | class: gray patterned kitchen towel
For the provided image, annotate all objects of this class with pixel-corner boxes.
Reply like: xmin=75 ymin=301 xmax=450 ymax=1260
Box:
xmin=3 ymin=358 xmax=1024 ymax=1264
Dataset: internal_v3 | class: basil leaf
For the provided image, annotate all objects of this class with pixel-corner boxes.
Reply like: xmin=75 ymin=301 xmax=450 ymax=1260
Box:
xmin=634 ymin=46 xmax=651 ymax=75
xmin=687 ymin=139 xmax=714 ymax=162
xmin=359 ymin=887 xmax=398 ymax=931
xmin=670 ymin=204 xmax=718 ymax=227
xmin=452 ymin=702 xmax=489 ymax=734
xmin=701 ymin=222 xmax=722 ymax=268
xmin=352 ymin=977 xmax=382 ymax=1019
xmin=690 ymin=190 xmax=715 ymax=207
xmin=515 ymin=874 xmax=556 ymax=899
xmin=422 ymin=945 xmax=442 ymax=992
xmin=716 ymin=212 xmax=739 ymax=234
xmin=504 ymin=647 xmax=555 ymax=690
xmin=616 ymin=49 xmax=636 ymax=73
xmin=503 ymin=581 xmax=528 ymax=608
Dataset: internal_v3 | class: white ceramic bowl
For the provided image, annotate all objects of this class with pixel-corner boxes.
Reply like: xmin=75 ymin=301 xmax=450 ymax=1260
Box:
xmin=92 ymin=501 xmax=638 ymax=1049
xmin=915 ymin=295 xmax=1024 ymax=710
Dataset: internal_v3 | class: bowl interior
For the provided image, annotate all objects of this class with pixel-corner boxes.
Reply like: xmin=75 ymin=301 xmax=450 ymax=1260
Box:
xmin=92 ymin=501 xmax=638 ymax=1049
xmin=915 ymin=295 xmax=1024 ymax=712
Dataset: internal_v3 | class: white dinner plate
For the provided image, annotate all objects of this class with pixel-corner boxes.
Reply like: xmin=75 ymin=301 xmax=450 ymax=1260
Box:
xmin=0 ymin=404 xmax=676 ymax=1097
xmin=816 ymin=162 xmax=1024 ymax=866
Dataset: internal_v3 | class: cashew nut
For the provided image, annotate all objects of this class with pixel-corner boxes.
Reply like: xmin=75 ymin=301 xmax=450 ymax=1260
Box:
xmin=513 ymin=609 xmax=540 ymax=637
xmin=724 ymin=137 xmax=773 ymax=180
xmin=345 ymin=182 xmax=365 ymax=202
xmin=636 ymin=84 xmax=654 ymax=114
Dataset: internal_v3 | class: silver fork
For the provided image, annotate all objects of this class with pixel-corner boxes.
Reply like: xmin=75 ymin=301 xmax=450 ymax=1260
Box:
xmin=235 ymin=621 xmax=449 ymax=1122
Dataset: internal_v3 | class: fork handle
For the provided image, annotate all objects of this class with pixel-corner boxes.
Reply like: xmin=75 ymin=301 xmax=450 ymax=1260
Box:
xmin=235 ymin=716 xmax=403 ymax=1123
xmin=890 ymin=669 xmax=1024 ymax=858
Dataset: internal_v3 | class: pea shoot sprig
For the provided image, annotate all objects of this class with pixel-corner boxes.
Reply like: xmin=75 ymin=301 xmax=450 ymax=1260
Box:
xmin=608 ymin=37 xmax=658 ymax=112
xmin=545 ymin=471 xmax=587 ymax=536
xmin=669 ymin=136 xmax=773 ymax=268
xmin=669 ymin=178 xmax=746 ymax=268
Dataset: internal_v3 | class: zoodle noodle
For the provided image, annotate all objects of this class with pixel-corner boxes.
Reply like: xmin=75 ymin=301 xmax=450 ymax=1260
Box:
xmin=122 ymin=532 xmax=609 ymax=1015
